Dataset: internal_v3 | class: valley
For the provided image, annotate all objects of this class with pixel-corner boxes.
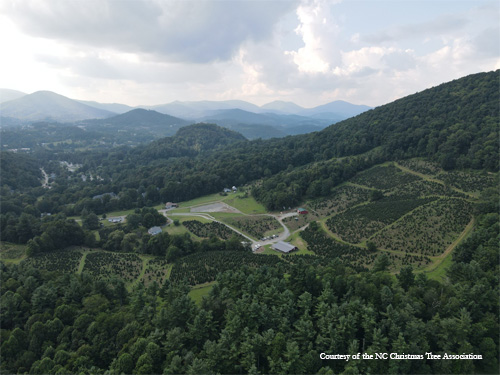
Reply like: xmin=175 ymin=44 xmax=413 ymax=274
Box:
xmin=1 ymin=70 xmax=498 ymax=375
xmin=2 ymin=158 xmax=493 ymax=290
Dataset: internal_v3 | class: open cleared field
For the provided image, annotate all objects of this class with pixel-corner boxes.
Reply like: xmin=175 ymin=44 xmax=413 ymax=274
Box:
xmin=176 ymin=193 xmax=224 ymax=208
xmin=0 ymin=242 xmax=26 ymax=264
xmin=191 ymin=202 xmax=240 ymax=213
xmin=189 ymin=282 xmax=215 ymax=305
xmin=222 ymin=215 xmax=282 ymax=239
xmin=222 ymin=193 xmax=267 ymax=214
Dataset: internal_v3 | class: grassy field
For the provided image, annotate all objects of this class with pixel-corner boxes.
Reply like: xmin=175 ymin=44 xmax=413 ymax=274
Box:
xmin=0 ymin=242 xmax=26 ymax=264
xmin=423 ymin=253 xmax=453 ymax=281
xmin=188 ymin=282 xmax=216 ymax=305
xmin=177 ymin=193 xmax=223 ymax=208
xmin=222 ymin=193 xmax=267 ymax=214
xmin=163 ymin=221 xmax=203 ymax=239
xmin=288 ymin=232 xmax=315 ymax=255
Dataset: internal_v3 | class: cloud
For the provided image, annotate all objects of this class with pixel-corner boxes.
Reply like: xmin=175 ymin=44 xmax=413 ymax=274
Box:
xmin=1 ymin=0 xmax=498 ymax=108
xmin=286 ymin=0 xmax=341 ymax=73
xmin=361 ymin=14 xmax=469 ymax=44
xmin=2 ymin=0 xmax=298 ymax=63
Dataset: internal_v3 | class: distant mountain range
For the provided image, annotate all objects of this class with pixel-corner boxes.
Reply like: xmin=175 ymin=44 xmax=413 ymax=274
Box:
xmin=0 ymin=89 xmax=371 ymax=139
xmin=0 ymin=91 xmax=114 ymax=123
xmin=0 ymin=89 xmax=27 ymax=104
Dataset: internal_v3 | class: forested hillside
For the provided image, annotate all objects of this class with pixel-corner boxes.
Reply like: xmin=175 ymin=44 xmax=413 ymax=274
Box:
xmin=55 ymin=70 xmax=498 ymax=208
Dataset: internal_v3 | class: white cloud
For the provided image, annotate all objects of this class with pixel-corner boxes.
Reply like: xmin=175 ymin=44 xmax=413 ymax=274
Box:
xmin=1 ymin=0 xmax=498 ymax=108
xmin=2 ymin=0 xmax=298 ymax=63
xmin=286 ymin=0 xmax=341 ymax=74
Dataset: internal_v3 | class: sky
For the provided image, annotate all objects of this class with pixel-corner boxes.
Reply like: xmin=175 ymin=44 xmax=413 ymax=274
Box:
xmin=1 ymin=0 xmax=498 ymax=108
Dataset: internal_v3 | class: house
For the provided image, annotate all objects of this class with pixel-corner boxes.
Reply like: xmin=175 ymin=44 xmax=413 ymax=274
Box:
xmin=232 ymin=186 xmax=237 ymax=192
xmin=108 ymin=217 xmax=123 ymax=223
xmin=223 ymin=188 xmax=231 ymax=193
xmin=297 ymin=208 xmax=308 ymax=214
xmin=148 ymin=226 xmax=162 ymax=236
xmin=272 ymin=241 xmax=297 ymax=253
xmin=165 ymin=202 xmax=178 ymax=209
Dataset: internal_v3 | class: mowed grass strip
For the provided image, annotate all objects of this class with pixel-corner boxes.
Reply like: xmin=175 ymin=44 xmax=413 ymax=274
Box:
xmin=188 ymin=282 xmax=216 ymax=305
xmin=222 ymin=193 xmax=267 ymax=214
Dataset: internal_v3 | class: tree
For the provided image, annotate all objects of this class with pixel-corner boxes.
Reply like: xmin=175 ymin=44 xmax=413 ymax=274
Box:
xmin=370 ymin=189 xmax=384 ymax=201
xmin=372 ymin=253 xmax=390 ymax=272
xmin=366 ymin=241 xmax=377 ymax=252
xmin=126 ymin=213 xmax=141 ymax=230
xmin=111 ymin=353 xmax=134 ymax=375
xmin=397 ymin=265 xmax=415 ymax=291
xmin=82 ymin=212 xmax=99 ymax=230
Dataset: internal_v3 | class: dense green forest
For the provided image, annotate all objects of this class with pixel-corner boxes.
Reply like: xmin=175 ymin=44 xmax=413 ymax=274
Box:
xmin=0 ymin=70 xmax=499 ymax=374
xmin=1 ymin=204 xmax=498 ymax=374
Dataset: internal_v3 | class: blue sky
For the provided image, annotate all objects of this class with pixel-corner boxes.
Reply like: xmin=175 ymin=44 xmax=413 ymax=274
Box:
xmin=1 ymin=0 xmax=498 ymax=108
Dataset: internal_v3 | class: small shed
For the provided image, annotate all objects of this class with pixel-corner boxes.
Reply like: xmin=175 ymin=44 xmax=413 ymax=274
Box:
xmin=148 ymin=226 xmax=162 ymax=236
xmin=165 ymin=202 xmax=178 ymax=209
xmin=297 ymin=208 xmax=308 ymax=214
xmin=232 ymin=186 xmax=238 ymax=192
xmin=272 ymin=241 xmax=297 ymax=253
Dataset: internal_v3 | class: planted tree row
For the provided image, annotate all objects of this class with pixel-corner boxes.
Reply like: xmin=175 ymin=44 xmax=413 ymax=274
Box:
xmin=436 ymin=171 xmax=498 ymax=194
xmin=397 ymin=159 xmax=443 ymax=176
xmin=170 ymin=251 xmax=285 ymax=285
xmin=142 ymin=258 xmax=170 ymax=287
xmin=24 ymin=249 xmax=83 ymax=273
xmin=182 ymin=220 xmax=243 ymax=240
xmin=326 ymin=197 xmax=436 ymax=243
xmin=224 ymin=216 xmax=282 ymax=239
xmin=388 ymin=179 xmax=466 ymax=199
xmin=372 ymin=198 xmax=473 ymax=256
xmin=83 ymin=252 xmax=142 ymax=282
xmin=350 ymin=165 xmax=421 ymax=191
xmin=307 ymin=184 xmax=371 ymax=216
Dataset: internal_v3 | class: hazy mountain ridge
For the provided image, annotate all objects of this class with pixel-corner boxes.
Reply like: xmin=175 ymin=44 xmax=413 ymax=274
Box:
xmin=0 ymin=89 xmax=371 ymax=138
xmin=76 ymin=100 xmax=134 ymax=114
xmin=0 ymin=91 xmax=115 ymax=123
xmin=81 ymin=108 xmax=188 ymax=132
xmin=0 ymin=89 xmax=27 ymax=104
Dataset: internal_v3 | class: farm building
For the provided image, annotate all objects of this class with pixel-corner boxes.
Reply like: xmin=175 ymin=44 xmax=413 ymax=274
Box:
xmin=297 ymin=208 xmax=308 ymax=214
xmin=223 ymin=188 xmax=231 ymax=193
xmin=148 ymin=226 xmax=162 ymax=236
xmin=272 ymin=241 xmax=297 ymax=253
xmin=108 ymin=217 xmax=123 ymax=223
xmin=165 ymin=202 xmax=178 ymax=209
